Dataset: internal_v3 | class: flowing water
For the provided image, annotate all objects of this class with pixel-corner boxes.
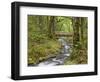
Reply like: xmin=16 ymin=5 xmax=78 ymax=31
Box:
xmin=36 ymin=37 xmax=70 ymax=66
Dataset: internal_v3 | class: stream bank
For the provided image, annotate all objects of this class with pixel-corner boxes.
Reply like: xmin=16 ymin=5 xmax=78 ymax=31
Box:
xmin=29 ymin=37 xmax=71 ymax=66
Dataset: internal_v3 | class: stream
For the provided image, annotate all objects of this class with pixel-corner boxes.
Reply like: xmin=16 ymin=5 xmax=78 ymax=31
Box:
xmin=36 ymin=37 xmax=70 ymax=66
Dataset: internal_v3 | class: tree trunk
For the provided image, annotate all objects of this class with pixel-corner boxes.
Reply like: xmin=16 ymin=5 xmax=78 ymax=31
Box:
xmin=72 ymin=17 xmax=80 ymax=46
xmin=80 ymin=18 xmax=84 ymax=43
xmin=48 ymin=16 xmax=55 ymax=38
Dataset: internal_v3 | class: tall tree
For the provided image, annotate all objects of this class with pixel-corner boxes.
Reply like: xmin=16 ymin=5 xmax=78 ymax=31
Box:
xmin=39 ymin=16 xmax=43 ymax=31
xmin=72 ymin=17 xmax=80 ymax=46
xmin=48 ymin=16 xmax=55 ymax=38
xmin=80 ymin=18 xmax=85 ymax=43
xmin=80 ymin=17 xmax=88 ymax=49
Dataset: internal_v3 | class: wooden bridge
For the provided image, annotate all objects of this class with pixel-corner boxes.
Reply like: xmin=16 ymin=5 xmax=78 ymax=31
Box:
xmin=55 ymin=32 xmax=73 ymax=37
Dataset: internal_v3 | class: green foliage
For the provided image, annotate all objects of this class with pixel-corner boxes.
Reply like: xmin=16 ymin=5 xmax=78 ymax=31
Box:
xmin=28 ymin=40 xmax=61 ymax=65
xmin=29 ymin=32 xmax=48 ymax=43
xmin=28 ymin=15 xmax=88 ymax=66
xmin=55 ymin=16 xmax=73 ymax=32
xmin=65 ymin=17 xmax=88 ymax=65
xmin=64 ymin=46 xmax=87 ymax=65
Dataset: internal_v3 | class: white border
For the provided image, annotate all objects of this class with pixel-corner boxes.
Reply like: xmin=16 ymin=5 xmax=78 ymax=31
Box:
xmin=20 ymin=6 xmax=95 ymax=76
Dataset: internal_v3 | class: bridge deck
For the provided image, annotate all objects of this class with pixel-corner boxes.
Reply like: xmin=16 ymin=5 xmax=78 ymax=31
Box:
xmin=55 ymin=32 xmax=73 ymax=37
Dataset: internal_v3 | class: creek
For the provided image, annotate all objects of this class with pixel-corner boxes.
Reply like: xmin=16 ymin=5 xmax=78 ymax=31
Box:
xmin=36 ymin=37 xmax=70 ymax=66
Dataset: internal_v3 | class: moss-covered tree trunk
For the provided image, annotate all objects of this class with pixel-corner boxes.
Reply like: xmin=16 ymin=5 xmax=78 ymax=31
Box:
xmin=80 ymin=17 xmax=88 ymax=49
xmin=48 ymin=16 xmax=55 ymax=38
xmin=80 ymin=18 xmax=84 ymax=42
xmin=72 ymin=17 xmax=80 ymax=47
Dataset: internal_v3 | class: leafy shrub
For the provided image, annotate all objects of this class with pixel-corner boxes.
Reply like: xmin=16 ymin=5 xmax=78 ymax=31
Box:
xmin=28 ymin=39 xmax=61 ymax=65
xmin=29 ymin=32 xmax=48 ymax=43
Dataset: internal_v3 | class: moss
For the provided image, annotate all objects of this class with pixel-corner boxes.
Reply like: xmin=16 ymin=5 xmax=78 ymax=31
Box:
xmin=64 ymin=47 xmax=87 ymax=65
xmin=28 ymin=39 xmax=61 ymax=65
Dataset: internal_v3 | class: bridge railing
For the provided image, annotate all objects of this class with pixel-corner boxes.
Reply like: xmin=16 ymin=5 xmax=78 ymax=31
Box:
xmin=55 ymin=32 xmax=73 ymax=37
